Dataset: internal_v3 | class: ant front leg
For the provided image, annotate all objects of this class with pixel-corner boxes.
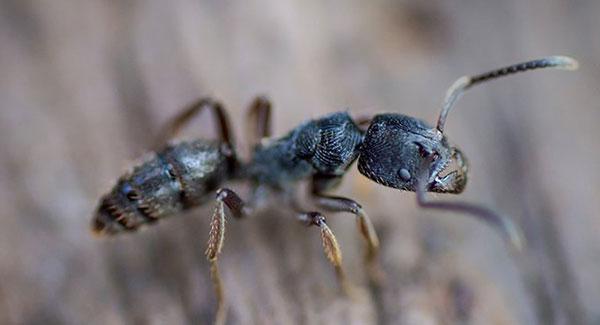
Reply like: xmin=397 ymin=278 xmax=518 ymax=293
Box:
xmin=310 ymin=174 xmax=381 ymax=281
xmin=430 ymin=147 xmax=468 ymax=194
xmin=153 ymin=97 xmax=234 ymax=151
xmin=415 ymin=155 xmax=524 ymax=251
xmin=205 ymin=188 xmax=251 ymax=325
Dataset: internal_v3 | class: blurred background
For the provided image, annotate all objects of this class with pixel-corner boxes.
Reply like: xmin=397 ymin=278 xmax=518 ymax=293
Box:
xmin=0 ymin=0 xmax=598 ymax=324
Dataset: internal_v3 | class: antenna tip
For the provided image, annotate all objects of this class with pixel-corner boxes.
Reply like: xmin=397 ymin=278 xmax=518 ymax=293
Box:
xmin=548 ymin=55 xmax=579 ymax=71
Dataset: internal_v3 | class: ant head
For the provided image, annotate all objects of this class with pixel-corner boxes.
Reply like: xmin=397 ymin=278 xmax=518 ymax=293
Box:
xmin=358 ymin=56 xmax=578 ymax=192
xmin=358 ymin=114 xmax=456 ymax=191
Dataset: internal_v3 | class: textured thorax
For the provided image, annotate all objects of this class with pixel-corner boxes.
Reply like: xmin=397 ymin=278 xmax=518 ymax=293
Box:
xmin=248 ymin=111 xmax=364 ymax=188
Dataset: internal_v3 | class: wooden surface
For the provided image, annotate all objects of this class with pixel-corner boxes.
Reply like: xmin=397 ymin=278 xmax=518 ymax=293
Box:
xmin=1 ymin=1 xmax=599 ymax=324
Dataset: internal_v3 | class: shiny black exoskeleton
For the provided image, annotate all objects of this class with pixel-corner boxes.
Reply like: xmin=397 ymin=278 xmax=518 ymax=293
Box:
xmin=93 ymin=110 xmax=369 ymax=234
xmin=92 ymin=56 xmax=578 ymax=324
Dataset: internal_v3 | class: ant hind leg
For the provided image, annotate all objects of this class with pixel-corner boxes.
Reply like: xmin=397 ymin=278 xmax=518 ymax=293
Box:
xmin=153 ymin=98 xmax=234 ymax=150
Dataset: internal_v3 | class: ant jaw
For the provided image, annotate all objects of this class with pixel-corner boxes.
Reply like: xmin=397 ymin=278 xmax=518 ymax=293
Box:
xmin=427 ymin=149 xmax=468 ymax=194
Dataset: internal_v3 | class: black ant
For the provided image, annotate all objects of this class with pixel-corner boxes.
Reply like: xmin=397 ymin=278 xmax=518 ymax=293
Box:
xmin=92 ymin=55 xmax=578 ymax=324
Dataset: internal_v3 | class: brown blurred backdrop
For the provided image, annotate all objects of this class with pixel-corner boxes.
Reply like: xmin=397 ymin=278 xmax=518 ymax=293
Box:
xmin=0 ymin=1 xmax=599 ymax=324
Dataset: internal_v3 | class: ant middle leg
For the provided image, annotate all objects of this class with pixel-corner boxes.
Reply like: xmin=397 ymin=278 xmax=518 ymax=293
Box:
xmin=310 ymin=174 xmax=380 ymax=268
xmin=285 ymin=188 xmax=349 ymax=294
xmin=153 ymin=97 xmax=234 ymax=150
xmin=205 ymin=188 xmax=251 ymax=325
xmin=294 ymin=208 xmax=349 ymax=295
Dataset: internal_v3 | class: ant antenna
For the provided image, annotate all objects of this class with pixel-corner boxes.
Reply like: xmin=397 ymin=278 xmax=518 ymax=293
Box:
xmin=436 ymin=56 xmax=578 ymax=133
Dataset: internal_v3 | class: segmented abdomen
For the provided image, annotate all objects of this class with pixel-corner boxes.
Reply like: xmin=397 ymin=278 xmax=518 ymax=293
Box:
xmin=92 ymin=140 xmax=232 ymax=235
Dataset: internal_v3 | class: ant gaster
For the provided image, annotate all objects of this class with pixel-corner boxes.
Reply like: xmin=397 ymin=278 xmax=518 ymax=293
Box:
xmin=92 ymin=56 xmax=578 ymax=324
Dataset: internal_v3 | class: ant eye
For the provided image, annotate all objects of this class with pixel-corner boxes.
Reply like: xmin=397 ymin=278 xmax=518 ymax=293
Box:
xmin=398 ymin=168 xmax=411 ymax=181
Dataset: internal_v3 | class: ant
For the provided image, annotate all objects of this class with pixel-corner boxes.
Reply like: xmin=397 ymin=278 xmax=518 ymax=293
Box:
xmin=92 ymin=55 xmax=578 ymax=324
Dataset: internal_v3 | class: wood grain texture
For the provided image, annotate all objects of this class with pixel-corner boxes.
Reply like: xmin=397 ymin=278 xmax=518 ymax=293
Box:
xmin=1 ymin=1 xmax=598 ymax=324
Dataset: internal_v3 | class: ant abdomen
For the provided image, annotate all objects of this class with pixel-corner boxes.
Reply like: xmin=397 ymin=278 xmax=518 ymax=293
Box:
xmin=92 ymin=140 xmax=233 ymax=235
